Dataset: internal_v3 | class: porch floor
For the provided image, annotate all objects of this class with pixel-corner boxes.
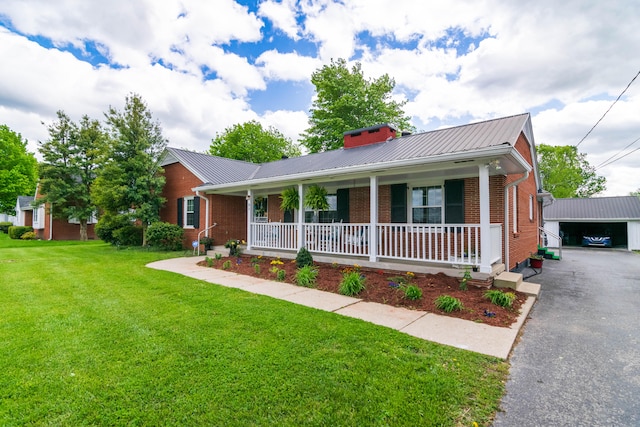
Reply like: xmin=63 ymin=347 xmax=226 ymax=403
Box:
xmin=208 ymin=246 xmax=505 ymax=280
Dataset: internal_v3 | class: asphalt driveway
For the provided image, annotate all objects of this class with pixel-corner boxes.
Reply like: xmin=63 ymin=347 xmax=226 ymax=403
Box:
xmin=493 ymin=248 xmax=640 ymax=426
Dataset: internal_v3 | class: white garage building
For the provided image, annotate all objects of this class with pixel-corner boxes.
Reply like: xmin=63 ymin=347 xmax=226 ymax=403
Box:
xmin=543 ymin=196 xmax=640 ymax=250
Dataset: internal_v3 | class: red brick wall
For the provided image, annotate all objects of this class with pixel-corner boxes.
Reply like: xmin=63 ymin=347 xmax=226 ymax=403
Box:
xmin=349 ymin=187 xmax=370 ymax=222
xmin=505 ymin=133 xmax=539 ymax=270
xmin=378 ymin=185 xmax=391 ymax=223
xmin=211 ymin=194 xmax=247 ymax=244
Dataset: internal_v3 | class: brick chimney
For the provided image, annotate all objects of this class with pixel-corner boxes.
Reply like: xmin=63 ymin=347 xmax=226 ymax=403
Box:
xmin=343 ymin=124 xmax=397 ymax=149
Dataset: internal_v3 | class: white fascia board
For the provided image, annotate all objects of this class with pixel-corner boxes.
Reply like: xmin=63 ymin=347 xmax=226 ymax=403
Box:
xmin=194 ymin=145 xmax=524 ymax=193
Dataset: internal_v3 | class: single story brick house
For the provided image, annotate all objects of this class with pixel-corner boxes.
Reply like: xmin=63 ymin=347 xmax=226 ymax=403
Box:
xmin=29 ymin=186 xmax=97 ymax=240
xmin=160 ymin=113 xmax=547 ymax=273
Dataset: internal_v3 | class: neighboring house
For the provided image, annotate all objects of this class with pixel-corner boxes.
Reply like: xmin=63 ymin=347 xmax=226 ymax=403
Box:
xmin=0 ymin=212 xmax=17 ymax=224
xmin=544 ymin=196 xmax=640 ymax=250
xmin=14 ymin=196 xmax=34 ymax=227
xmin=161 ymin=113 xmax=546 ymax=273
xmin=30 ymin=186 xmax=97 ymax=240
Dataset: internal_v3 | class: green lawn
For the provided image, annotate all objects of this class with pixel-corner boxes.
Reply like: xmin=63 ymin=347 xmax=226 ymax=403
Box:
xmin=0 ymin=233 xmax=508 ymax=426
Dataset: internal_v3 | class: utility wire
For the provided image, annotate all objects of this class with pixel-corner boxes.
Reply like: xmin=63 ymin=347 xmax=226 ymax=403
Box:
xmin=596 ymin=141 xmax=640 ymax=170
xmin=575 ymin=69 xmax=640 ymax=148
xmin=594 ymin=135 xmax=640 ymax=169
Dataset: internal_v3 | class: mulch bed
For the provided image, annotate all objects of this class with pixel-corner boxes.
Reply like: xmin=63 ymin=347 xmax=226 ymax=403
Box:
xmin=197 ymin=254 xmax=527 ymax=328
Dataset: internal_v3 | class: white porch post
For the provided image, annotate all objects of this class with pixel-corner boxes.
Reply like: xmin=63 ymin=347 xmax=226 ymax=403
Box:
xmin=369 ymin=175 xmax=378 ymax=262
xmin=297 ymin=184 xmax=304 ymax=249
xmin=479 ymin=165 xmax=491 ymax=273
xmin=246 ymin=189 xmax=253 ymax=250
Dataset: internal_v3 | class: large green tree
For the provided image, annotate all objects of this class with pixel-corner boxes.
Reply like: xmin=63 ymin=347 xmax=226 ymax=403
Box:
xmin=300 ymin=58 xmax=414 ymax=153
xmin=38 ymin=112 xmax=106 ymax=240
xmin=537 ymin=144 xmax=606 ymax=198
xmin=210 ymin=120 xmax=300 ymax=163
xmin=92 ymin=94 xmax=167 ymax=246
xmin=0 ymin=125 xmax=38 ymax=215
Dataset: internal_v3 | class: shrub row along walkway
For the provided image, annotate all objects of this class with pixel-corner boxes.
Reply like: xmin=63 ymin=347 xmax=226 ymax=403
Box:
xmin=148 ymin=256 xmax=539 ymax=359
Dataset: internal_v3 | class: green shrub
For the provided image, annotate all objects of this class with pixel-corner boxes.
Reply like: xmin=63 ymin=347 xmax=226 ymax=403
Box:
xmin=214 ymin=253 xmax=222 ymax=260
xmin=205 ymin=257 xmax=214 ymax=267
xmin=224 ymin=239 xmax=242 ymax=256
xmin=112 ymin=225 xmax=143 ymax=247
xmin=222 ymin=260 xmax=231 ymax=270
xmin=339 ymin=271 xmax=366 ymax=296
xmin=295 ymin=265 xmax=318 ymax=288
xmin=459 ymin=268 xmax=472 ymax=291
xmin=276 ymin=269 xmax=286 ymax=282
xmin=8 ymin=226 xmax=33 ymax=239
xmin=146 ymin=221 xmax=184 ymax=250
xmin=253 ymin=264 xmax=261 ymax=275
xmin=20 ymin=231 xmax=37 ymax=240
xmin=403 ymin=285 xmax=423 ymax=301
xmin=0 ymin=221 xmax=13 ymax=233
xmin=95 ymin=214 xmax=131 ymax=245
xmin=434 ymin=295 xmax=464 ymax=313
xmin=484 ymin=290 xmax=516 ymax=308
xmin=295 ymin=247 xmax=313 ymax=268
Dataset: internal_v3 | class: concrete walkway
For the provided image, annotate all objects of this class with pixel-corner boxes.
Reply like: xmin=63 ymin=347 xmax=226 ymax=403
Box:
xmin=147 ymin=256 xmax=539 ymax=359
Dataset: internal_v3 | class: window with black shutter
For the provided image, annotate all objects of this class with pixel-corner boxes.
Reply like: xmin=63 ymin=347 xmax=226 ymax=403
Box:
xmin=444 ymin=179 xmax=464 ymax=224
xmin=336 ymin=188 xmax=349 ymax=223
xmin=390 ymin=183 xmax=407 ymax=223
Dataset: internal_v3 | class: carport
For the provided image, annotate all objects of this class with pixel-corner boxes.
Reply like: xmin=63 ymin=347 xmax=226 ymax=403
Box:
xmin=543 ymin=196 xmax=640 ymax=250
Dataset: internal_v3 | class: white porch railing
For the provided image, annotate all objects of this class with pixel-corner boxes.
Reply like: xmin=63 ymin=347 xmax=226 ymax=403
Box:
xmin=250 ymin=222 xmax=298 ymax=250
xmin=249 ymin=222 xmax=503 ymax=268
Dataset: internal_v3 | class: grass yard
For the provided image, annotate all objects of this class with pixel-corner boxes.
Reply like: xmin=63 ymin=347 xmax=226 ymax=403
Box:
xmin=0 ymin=233 xmax=508 ymax=426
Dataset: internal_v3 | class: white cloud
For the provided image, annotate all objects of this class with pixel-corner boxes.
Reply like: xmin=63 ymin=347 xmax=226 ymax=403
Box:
xmin=258 ymin=0 xmax=300 ymax=40
xmin=256 ymin=50 xmax=321 ymax=81
xmin=260 ymin=109 xmax=310 ymax=144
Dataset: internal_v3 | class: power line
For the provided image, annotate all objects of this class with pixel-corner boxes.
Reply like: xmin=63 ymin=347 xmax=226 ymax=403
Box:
xmin=594 ymin=135 xmax=640 ymax=169
xmin=596 ymin=143 xmax=640 ymax=170
xmin=575 ymin=69 xmax=640 ymax=148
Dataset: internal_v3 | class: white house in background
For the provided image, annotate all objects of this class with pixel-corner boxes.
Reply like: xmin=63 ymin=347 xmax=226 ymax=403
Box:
xmin=543 ymin=196 xmax=640 ymax=250
xmin=14 ymin=196 xmax=35 ymax=227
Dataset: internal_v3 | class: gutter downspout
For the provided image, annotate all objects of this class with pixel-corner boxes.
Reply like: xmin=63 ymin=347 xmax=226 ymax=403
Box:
xmin=195 ymin=190 xmax=210 ymax=238
xmin=504 ymin=171 xmax=529 ymax=271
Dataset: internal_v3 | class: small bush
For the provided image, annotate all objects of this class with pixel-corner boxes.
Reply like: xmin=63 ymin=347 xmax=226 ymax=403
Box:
xmin=146 ymin=221 xmax=184 ymax=250
xmin=295 ymin=247 xmax=314 ymax=268
xmin=95 ymin=214 xmax=131 ymax=245
xmin=222 ymin=260 xmax=231 ymax=270
xmin=460 ymin=268 xmax=472 ymax=291
xmin=276 ymin=269 xmax=286 ymax=282
xmin=112 ymin=225 xmax=143 ymax=247
xmin=205 ymin=257 xmax=214 ymax=267
xmin=20 ymin=231 xmax=37 ymax=240
xmin=253 ymin=264 xmax=261 ymax=275
xmin=434 ymin=295 xmax=464 ymax=313
xmin=214 ymin=253 xmax=222 ymax=260
xmin=403 ymin=285 xmax=423 ymax=300
xmin=484 ymin=289 xmax=516 ymax=308
xmin=295 ymin=265 xmax=318 ymax=288
xmin=339 ymin=271 xmax=366 ymax=296
xmin=8 ymin=226 xmax=33 ymax=239
xmin=225 ymin=239 xmax=242 ymax=256
xmin=0 ymin=221 xmax=13 ymax=233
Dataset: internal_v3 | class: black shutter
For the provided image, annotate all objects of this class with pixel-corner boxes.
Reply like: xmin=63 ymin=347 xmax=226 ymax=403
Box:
xmin=337 ymin=188 xmax=349 ymax=223
xmin=193 ymin=197 xmax=200 ymax=228
xmin=445 ymin=180 xmax=465 ymax=224
xmin=177 ymin=198 xmax=183 ymax=227
xmin=283 ymin=210 xmax=293 ymax=223
xmin=390 ymin=184 xmax=407 ymax=223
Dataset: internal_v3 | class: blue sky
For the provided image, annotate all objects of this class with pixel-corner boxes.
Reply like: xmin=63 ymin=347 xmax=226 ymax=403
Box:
xmin=0 ymin=0 xmax=639 ymax=195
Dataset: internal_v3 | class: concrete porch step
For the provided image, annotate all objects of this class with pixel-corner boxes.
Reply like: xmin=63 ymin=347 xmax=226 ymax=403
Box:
xmin=494 ymin=271 xmax=541 ymax=296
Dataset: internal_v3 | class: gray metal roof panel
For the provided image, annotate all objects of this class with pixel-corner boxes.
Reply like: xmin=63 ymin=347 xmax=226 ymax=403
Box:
xmin=544 ymin=197 xmax=640 ymax=220
xmin=163 ymin=147 xmax=259 ymax=185
xmin=18 ymin=196 xmax=34 ymax=209
xmin=252 ymin=113 xmax=531 ymax=180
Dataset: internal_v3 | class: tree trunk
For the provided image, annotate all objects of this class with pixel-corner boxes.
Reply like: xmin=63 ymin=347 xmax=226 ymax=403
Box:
xmin=142 ymin=223 xmax=148 ymax=246
xmin=80 ymin=220 xmax=88 ymax=241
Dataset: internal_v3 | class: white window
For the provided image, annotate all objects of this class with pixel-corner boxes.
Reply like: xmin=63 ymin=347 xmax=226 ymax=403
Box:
xmin=412 ymin=186 xmax=442 ymax=224
xmin=305 ymin=194 xmax=338 ymax=223
xmin=529 ymin=194 xmax=534 ymax=221
xmin=184 ymin=197 xmax=195 ymax=227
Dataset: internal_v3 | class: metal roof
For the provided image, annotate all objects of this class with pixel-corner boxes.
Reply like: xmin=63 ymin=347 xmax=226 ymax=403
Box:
xmin=163 ymin=113 xmax=533 ymax=189
xmin=161 ymin=147 xmax=259 ymax=185
xmin=18 ymin=196 xmax=34 ymax=210
xmin=544 ymin=197 xmax=640 ymax=220
xmin=252 ymin=113 xmax=531 ymax=180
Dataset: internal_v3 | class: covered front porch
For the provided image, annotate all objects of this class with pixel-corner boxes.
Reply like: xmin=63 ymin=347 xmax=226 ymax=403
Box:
xmin=240 ymin=162 xmax=508 ymax=274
